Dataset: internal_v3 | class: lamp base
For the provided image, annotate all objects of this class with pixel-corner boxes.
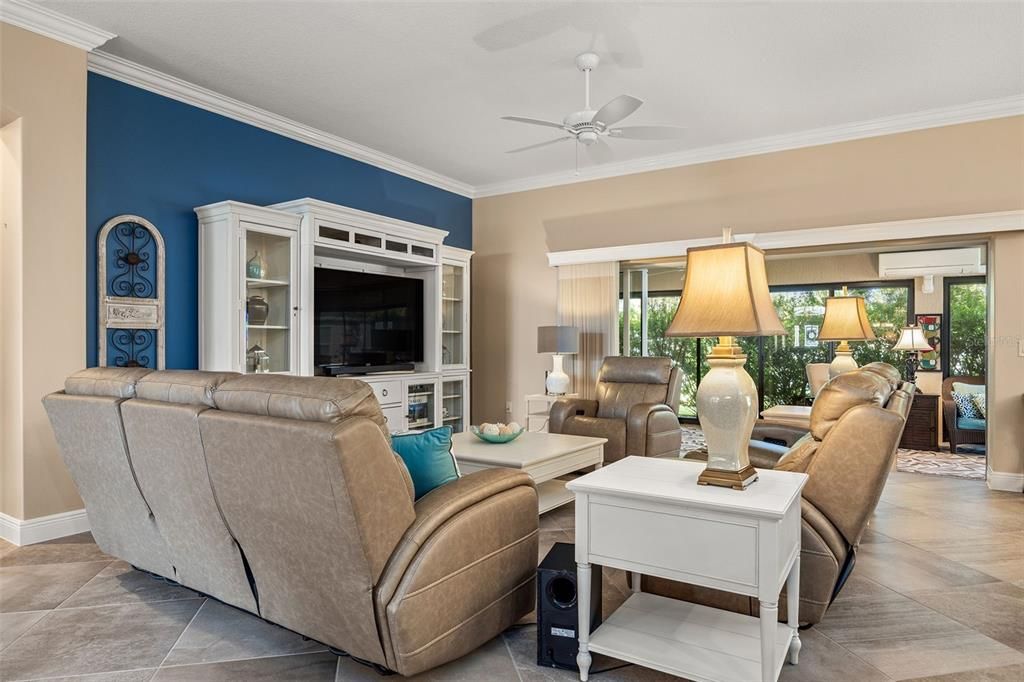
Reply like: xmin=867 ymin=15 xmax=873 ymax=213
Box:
xmin=828 ymin=351 xmax=858 ymax=379
xmin=545 ymin=354 xmax=570 ymax=395
xmin=695 ymin=338 xmax=760 ymax=491
xmin=697 ymin=464 xmax=759 ymax=490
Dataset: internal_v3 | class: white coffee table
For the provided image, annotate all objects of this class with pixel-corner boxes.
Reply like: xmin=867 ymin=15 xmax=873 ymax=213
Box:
xmin=451 ymin=431 xmax=606 ymax=513
xmin=567 ymin=456 xmax=808 ymax=682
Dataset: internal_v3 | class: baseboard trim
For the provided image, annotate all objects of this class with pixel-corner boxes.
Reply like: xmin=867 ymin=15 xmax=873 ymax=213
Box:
xmin=987 ymin=469 xmax=1024 ymax=493
xmin=0 ymin=509 xmax=91 ymax=546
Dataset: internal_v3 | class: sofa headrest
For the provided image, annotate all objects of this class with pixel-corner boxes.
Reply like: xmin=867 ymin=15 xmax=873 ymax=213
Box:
xmin=860 ymin=362 xmax=902 ymax=390
xmin=136 ymin=370 xmax=240 ymax=407
xmin=65 ymin=367 xmax=154 ymax=399
xmin=810 ymin=370 xmax=891 ymax=440
xmin=598 ymin=356 xmax=673 ymax=385
xmin=213 ymin=375 xmax=387 ymax=432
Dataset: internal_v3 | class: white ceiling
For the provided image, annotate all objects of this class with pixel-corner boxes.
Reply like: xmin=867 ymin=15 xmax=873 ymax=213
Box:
xmin=38 ymin=1 xmax=1024 ymax=193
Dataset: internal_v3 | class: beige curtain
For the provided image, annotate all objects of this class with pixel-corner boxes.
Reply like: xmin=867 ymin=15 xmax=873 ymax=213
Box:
xmin=557 ymin=262 xmax=620 ymax=398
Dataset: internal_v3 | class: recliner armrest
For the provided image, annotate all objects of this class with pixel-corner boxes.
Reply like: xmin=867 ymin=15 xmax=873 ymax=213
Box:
xmin=549 ymin=398 xmax=598 ymax=433
xmin=626 ymin=403 xmax=681 ymax=457
xmin=374 ymin=468 xmax=538 ymax=674
xmin=751 ymin=422 xmax=809 ymax=448
xmin=375 ymin=468 xmax=535 ymax=608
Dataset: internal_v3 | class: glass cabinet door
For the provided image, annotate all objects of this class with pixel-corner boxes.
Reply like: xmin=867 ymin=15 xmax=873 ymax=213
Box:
xmin=441 ymin=262 xmax=466 ymax=367
xmin=406 ymin=380 xmax=439 ymax=432
xmin=242 ymin=223 xmax=297 ymax=374
xmin=441 ymin=376 xmax=468 ymax=433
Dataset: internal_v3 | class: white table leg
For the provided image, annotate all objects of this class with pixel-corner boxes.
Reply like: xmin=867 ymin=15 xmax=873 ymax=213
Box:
xmin=759 ymin=599 xmax=777 ymax=682
xmin=787 ymin=558 xmax=801 ymax=665
xmin=631 ymin=571 xmax=642 ymax=593
xmin=576 ymin=562 xmax=593 ymax=681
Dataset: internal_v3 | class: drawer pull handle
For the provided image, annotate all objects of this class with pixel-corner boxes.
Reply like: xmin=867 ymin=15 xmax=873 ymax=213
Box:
xmin=382 ymin=389 xmax=389 ymax=397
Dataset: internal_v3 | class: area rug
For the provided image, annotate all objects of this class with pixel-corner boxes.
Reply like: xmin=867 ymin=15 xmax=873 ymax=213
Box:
xmin=681 ymin=425 xmax=986 ymax=481
xmin=895 ymin=449 xmax=986 ymax=480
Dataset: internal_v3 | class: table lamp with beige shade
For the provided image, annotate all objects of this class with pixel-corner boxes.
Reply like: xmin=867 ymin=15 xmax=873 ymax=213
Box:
xmin=666 ymin=239 xmax=785 ymax=490
xmin=892 ymin=325 xmax=933 ymax=383
xmin=818 ymin=292 xmax=876 ymax=378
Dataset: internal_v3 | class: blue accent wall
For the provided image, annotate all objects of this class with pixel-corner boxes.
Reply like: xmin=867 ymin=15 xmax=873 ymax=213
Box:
xmin=87 ymin=73 xmax=471 ymax=368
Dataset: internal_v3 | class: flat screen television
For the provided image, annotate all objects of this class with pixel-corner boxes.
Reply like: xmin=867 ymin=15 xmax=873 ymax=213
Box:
xmin=314 ymin=267 xmax=424 ymax=374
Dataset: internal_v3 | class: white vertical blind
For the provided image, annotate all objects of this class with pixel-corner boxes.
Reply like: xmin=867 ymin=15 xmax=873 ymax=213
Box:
xmin=557 ymin=262 xmax=619 ymax=398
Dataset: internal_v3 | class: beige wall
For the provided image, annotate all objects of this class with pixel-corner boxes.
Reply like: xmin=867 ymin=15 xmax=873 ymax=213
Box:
xmin=1 ymin=24 xmax=88 ymax=520
xmin=988 ymin=232 xmax=1024 ymax=484
xmin=473 ymin=116 xmax=1024 ymax=481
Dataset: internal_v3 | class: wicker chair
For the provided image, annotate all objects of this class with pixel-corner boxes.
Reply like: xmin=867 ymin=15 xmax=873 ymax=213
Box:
xmin=942 ymin=375 xmax=987 ymax=453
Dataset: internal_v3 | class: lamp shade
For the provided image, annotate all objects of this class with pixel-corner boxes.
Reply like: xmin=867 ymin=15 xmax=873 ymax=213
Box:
xmin=818 ymin=296 xmax=876 ymax=341
xmin=892 ymin=325 xmax=933 ymax=352
xmin=537 ymin=325 xmax=579 ymax=354
xmin=665 ymin=242 xmax=785 ymax=337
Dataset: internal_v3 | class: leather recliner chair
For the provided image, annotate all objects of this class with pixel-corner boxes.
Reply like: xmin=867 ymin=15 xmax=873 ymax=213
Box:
xmin=548 ymin=356 xmax=683 ymax=463
xmin=655 ymin=363 xmax=915 ymax=626
xmin=44 ymin=368 xmax=538 ymax=677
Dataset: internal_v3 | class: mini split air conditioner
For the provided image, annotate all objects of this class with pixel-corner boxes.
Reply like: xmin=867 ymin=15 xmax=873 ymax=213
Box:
xmin=878 ymin=247 xmax=985 ymax=293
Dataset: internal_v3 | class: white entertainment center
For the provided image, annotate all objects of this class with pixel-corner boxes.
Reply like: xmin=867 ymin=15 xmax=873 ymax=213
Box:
xmin=195 ymin=198 xmax=472 ymax=435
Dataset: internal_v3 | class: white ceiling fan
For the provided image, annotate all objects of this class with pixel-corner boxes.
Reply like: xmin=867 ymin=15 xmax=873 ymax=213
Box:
xmin=501 ymin=52 xmax=686 ymax=168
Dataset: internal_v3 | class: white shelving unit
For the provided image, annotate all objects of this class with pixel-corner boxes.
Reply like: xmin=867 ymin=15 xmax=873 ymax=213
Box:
xmin=197 ymin=199 xmax=472 ymax=433
xmin=197 ymin=202 xmax=302 ymax=374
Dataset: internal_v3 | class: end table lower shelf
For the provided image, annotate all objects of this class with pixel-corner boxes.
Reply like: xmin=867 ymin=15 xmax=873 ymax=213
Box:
xmin=588 ymin=592 xmax=795 ymax=682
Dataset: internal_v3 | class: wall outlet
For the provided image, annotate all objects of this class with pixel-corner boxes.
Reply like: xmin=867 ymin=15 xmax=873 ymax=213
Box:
xmin=505 ymin=401 xmax=512 ymax=415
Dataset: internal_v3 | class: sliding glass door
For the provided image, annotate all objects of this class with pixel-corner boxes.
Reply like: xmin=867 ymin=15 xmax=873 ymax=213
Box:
xmin=620 ymin=269 xmax=914 ymax=421
xmin=944 ymin=276 xmax=987 ymax=376
xmin=761 ymin=288 xmax=831 ymax=409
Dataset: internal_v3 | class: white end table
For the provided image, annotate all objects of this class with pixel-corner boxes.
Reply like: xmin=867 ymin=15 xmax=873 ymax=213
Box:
xmin=567 ymin=456 xmax=807 ymax=682
xmin=525 ymin=393 xmax=579 ymax=432
xmin=451 ymin=431 xmax=605 ymax=513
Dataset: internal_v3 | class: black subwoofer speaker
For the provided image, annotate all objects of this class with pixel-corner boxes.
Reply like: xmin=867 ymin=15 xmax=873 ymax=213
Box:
xmin=536 ymin=542 xmax=601 ymax=671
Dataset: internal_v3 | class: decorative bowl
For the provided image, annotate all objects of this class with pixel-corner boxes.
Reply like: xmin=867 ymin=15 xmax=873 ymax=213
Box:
xmin=470 ymin=425 xmax=525 ymax=444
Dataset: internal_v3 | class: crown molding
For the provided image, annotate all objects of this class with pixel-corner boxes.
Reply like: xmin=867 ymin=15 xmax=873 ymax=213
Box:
xmin=478 ymin=95 xmax=1024 ymax=198
xmin=87 ymin=51 xmax=475 ymax=198
xmin=0 ymin=0 xmax=114 ymax=51
xmin=547 ymin=210 xmax=1024 ymax=267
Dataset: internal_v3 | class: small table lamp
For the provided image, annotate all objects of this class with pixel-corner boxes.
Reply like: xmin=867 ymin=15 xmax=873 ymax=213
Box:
xmin=537 ymin=325 xmax=579 ymax=395
xmin=666 ymin=241 xmax=785 ymax=490
xmin=818 ymin=295 xmax=875 ymax=378
xmin=892 ymin=325 xmax=933 ymax=383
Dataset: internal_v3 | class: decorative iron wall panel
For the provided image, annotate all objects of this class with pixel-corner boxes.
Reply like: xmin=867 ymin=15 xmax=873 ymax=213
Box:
xmin=98 ymin=215 xmax=165 ymax=369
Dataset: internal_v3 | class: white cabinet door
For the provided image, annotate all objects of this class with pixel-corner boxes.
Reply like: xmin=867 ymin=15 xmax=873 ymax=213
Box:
xmin=441 ymin=374 xmax=470 ymax=433
xmin=240 ymin=221 xmax=299 ymax=374
xmin=441 ymin=257 xmax=470 ymax=370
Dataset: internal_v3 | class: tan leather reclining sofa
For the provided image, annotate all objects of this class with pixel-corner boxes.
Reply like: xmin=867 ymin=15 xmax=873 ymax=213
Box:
xmin=43 ymin=367 xmax=538 ymax=676
xmin=549 ymin=356 xmax=683 ymax=463
xmin=660 ymin=363 xmax=915 ymax=626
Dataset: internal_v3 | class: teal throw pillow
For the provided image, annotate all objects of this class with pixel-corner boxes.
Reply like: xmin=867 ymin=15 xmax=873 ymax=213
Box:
xmin=391 ymin=426 xmax=460 ymax=500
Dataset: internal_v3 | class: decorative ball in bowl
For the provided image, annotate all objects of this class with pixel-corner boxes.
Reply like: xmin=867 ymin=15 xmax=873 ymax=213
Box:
xmin=470 ymin=422 xmax=525 ymax=443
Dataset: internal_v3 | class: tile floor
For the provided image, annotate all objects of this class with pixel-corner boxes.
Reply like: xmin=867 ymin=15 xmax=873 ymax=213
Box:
xmin=1 ymin=471 xmax=1021 ymax=681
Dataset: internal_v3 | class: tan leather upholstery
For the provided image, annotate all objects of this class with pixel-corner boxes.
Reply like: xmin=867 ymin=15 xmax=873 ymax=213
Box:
xmin=810 ymin=370 xmax=890 ymax=440
xmin=44 ymin=370 xmax=537 ymax=676
xmin=860 ymin=361 xmax=902 ymax=390
xmin=214 ymin=374 xmax=389 ymax=437
xmin=121 ymin=370 xmax=256 ymax=613
xmin=671 ymin=365 xmax=912 ymax=625
xmin=376 ymin=469 xmax=537 ymax=675
xmin=64 ymin=366 xmax=154 ymax=398
xmin=806 ymin=363 xmax=831 ymax=396
xmin=43 ymin=368 xmax=172 ymax=577
xmin=549 ymin=357 xmax=683 ymax=462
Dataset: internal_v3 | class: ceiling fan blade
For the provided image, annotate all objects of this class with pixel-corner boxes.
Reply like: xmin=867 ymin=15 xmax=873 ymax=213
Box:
xmin=505 ymin=137 xmax=573 ymax=154
xmin=591 ymin=95 xmax=643 ymax=127
xmin=608 ymin=125 xmax=688 ymax=140
xmin=501 ymin=116 xmax=566 ymax=130
xmin=585 ymin=138 xmax=615 ymax=165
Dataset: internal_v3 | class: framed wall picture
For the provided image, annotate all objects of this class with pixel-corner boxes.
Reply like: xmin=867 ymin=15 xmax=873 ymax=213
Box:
xmin=915 ymin=313 xmax=942 ymax=372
